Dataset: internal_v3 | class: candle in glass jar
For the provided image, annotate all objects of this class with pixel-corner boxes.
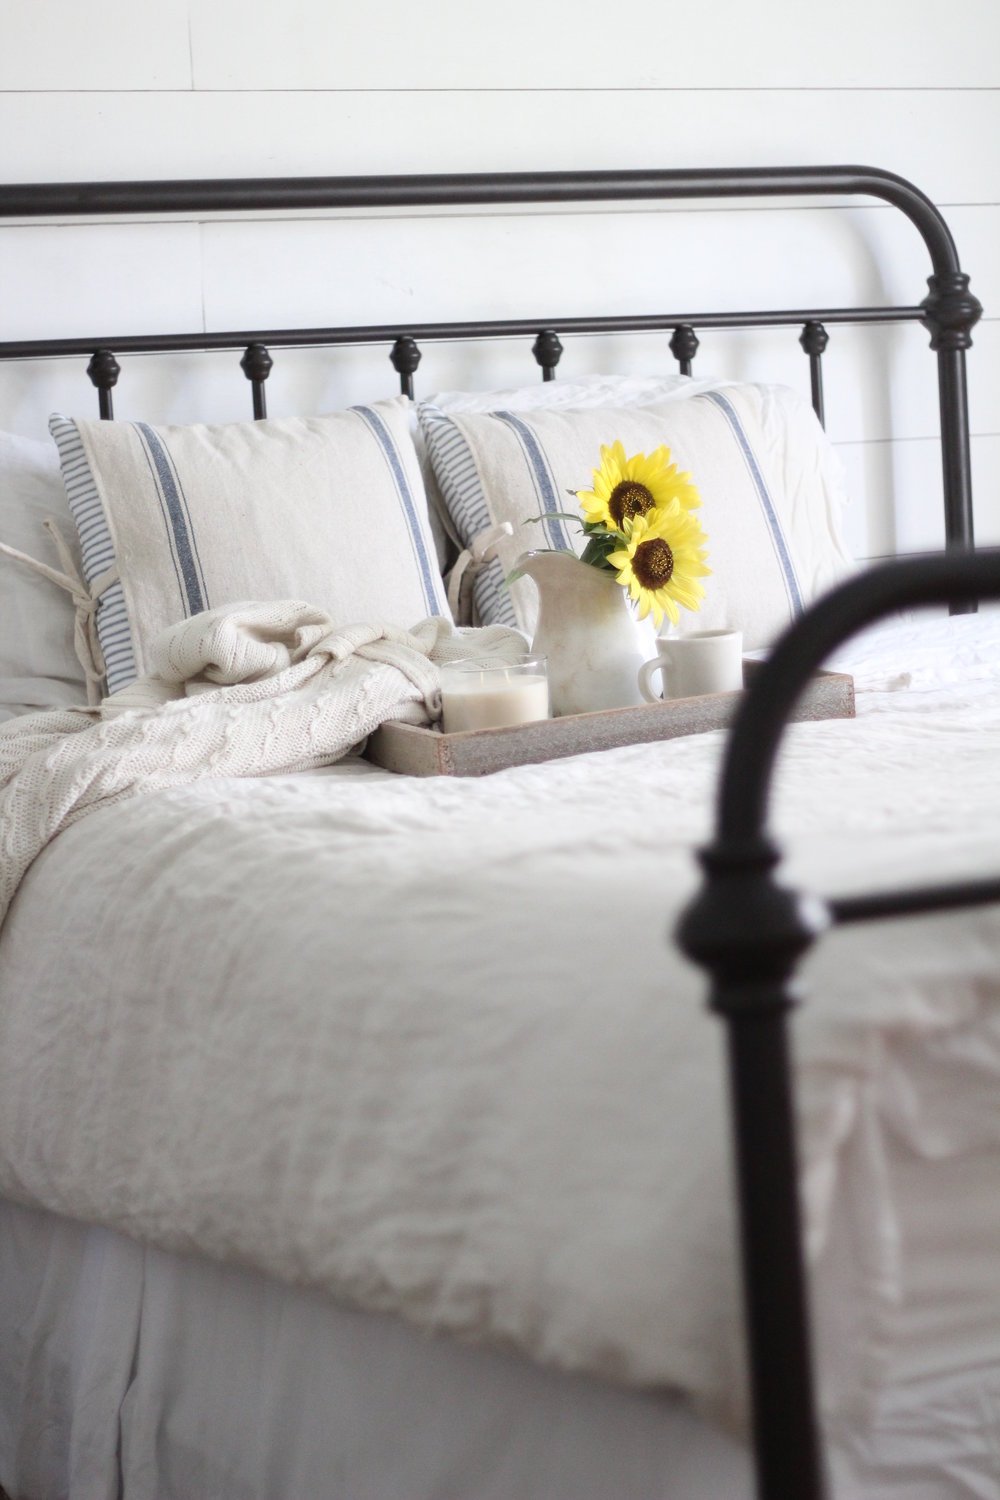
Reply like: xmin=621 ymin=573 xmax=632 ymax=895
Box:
xmin=440 ymin=656 xmax=549 ymax=733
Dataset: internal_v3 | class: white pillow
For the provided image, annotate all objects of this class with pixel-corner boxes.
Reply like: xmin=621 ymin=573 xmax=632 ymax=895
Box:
xmin=50 ymin=397 xmax=450 ymax=694
xmin=421 ymin=374 xmax=853 ymax=624
xmin=750 ymin=382 xmax=855 ymax=602
xmin=0 ymin=430 xmax=89 ymax=720
xmin=419 ymin=387 xmax=812 ymax=651
xmin=426 ymin=371 xmax=728 ymax=417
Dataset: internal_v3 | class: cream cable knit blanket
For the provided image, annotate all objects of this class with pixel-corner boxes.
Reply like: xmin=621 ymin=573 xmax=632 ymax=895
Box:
xmin=0 ymin=600 xmax=524 ymax=927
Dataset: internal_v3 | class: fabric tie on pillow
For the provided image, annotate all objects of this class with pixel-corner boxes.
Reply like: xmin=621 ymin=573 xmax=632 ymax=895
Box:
xmin=446 ymin=521 xmax=515 ymax=624
xmin=0 ymin=520 xmax=112 ymax=706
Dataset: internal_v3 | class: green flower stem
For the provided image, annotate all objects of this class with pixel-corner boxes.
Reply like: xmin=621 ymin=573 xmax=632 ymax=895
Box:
xmin=579 ymin=533 xmax=621 ymax=572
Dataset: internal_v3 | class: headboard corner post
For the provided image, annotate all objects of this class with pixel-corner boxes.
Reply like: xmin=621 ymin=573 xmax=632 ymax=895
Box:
xmin=920 ymin=271 xmax=982 ymax=573
xmin=920 ymin=270 xmax=982 ymax=353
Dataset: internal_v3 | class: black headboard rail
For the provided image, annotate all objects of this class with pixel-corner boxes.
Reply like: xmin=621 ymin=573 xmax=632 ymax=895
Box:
xmin=0 ymin=165 xmax=969 ymax=275
xmin=0 ymin=301 xmax=926 ymax=365
xmin=0 ymin=305 xmax=922 ymax=424
xmin=0 ymin=164 xmax=981 ymax=576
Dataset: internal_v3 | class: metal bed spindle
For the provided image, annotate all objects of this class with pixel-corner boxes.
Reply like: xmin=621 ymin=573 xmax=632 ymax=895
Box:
xmin=390 ymin=334 xmax=422 ymax=399
xmin=799 ymin=320 xmax=829 ymax=428
xmin=669 ymin=323 xmax=699 ymax=376
xmin=532 ymin=328 xmax=563 ymax=382
xmin=86 ymin=349 xmax=119 ymax=420
xmin=241 ymin=342 xmax=273 ymax=419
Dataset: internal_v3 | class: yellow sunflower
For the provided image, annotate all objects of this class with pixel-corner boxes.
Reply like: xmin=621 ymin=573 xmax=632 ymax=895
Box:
xmin=576 ymin=441 xmax=701 ymax=532
xmin=607 ymin=503 xmax=711 ymax=629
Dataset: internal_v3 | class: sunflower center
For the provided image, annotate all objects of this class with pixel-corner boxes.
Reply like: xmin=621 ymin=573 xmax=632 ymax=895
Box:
xmin=633 ymin=537 xmax=675 ymax=590
xmin=608 ymin=481 xmax=655 ymax=528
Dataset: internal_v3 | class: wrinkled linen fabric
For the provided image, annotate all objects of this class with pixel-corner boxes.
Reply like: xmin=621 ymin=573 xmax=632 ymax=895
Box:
xmin=0 ymin=599 xmax=524 ymax=927
xmin=0 ymin=609 xmax=999 ymax=1439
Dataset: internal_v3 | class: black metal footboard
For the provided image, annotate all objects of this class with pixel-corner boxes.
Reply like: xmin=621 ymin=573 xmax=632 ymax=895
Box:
xmin=678 ymin=549 xmax=1000 ymax=1500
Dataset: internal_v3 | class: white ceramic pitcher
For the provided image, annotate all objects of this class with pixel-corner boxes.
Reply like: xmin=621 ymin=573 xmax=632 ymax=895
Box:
xmin=516 ymin=550 xmax=657 ymax=716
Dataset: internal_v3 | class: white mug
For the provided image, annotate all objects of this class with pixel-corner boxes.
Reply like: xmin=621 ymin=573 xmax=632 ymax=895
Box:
xmin=638 ymin=629 xmax=744 ymax=702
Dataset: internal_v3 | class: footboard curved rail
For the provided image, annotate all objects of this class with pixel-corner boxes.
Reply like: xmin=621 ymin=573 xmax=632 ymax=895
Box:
xmin=677 ymin=548 xmax=1000 ymax=1500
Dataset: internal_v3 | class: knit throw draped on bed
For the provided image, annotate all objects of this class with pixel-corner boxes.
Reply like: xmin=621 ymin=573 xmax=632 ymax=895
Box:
xmin=0 ymin=600 xmax=524 ymax=926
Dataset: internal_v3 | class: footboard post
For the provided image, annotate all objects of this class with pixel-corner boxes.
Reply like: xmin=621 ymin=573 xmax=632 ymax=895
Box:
xmin=679 ymin=841 xmax=829 ymax=1500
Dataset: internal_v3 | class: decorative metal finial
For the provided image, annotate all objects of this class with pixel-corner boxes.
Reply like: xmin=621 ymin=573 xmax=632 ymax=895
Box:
xmin=86 ymin=349 xmax=121 ymax=419
xmin=669 ymin=324 xmax=699 ymax=374
xmin=390 ymin=336 xmax=423 ymax=398
xmin=532 ymin=329 xmax=563 ymax=382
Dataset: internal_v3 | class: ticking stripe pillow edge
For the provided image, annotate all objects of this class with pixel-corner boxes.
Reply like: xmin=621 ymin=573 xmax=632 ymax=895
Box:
xmin=417 ymin=404 xmax=518 ymax=630
xmin=48 ymin=414 xmax=138 ymax=695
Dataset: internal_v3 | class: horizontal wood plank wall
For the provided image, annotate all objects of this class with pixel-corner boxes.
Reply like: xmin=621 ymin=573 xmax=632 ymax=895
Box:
xmin=0 ymin=0 xmax=997 ymax=561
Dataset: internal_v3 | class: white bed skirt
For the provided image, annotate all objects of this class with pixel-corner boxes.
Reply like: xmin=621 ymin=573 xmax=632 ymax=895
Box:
xmin=0 ymin=1196 xmax=750 ymax=1500
xmin=4 ymin=1127 xmax=1000 ymax=1500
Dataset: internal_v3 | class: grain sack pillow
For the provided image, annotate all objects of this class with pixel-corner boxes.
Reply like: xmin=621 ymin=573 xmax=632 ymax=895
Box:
xmin=423 ymin=376 xmax=853 ymax=609
xmin=418 ymin=387 xmax=809 ymax=650
xmin=50 ymin=397 xmax=448 ymax=694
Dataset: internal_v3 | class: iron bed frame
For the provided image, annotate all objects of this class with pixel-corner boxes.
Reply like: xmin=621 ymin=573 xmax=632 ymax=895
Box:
xmin=0 ymin=165 xmax=990 ymax=1499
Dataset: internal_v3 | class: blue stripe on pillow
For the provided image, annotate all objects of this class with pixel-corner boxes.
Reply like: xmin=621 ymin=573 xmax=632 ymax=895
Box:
xmin=492 ymin=412 xmax=573 ymax=553
xmin=48 ymin=415 xmax=137 ymax=694
xmin=703 ymin=391 xmax=804 ymax=617
xmin=419 ymin=407 xmax=491 ymax=542
xmin=134 ymin=423 xmax=208 ymax=618
xmin=353 ymin=405 xmax=444 ymax=619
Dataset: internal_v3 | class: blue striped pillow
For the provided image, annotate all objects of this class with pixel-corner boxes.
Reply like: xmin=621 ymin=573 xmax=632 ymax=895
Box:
xmin=418 ymin=391 xmax=806 ymax=650
xmin=50 ymin=398 xmax=449 ymax=695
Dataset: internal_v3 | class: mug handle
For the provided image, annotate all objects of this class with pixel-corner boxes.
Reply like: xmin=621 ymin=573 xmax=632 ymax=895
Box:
xmin=638 ymin=653 xmax=670 ymax=703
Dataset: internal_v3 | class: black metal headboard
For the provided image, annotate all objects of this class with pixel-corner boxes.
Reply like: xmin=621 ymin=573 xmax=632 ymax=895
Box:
xmin=0 ymin=165 xmax=983 ymax=587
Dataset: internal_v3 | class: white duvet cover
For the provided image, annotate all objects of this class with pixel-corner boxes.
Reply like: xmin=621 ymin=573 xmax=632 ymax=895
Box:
xmin=1 ymin=609 xmax=999 ymax=1456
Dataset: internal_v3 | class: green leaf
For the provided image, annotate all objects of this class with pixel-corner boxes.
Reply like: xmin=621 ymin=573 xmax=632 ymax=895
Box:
xmin=579 ymin=534 xmax=620 ymax=571
xmin=523 ymin=511 xmax=586 ymax=530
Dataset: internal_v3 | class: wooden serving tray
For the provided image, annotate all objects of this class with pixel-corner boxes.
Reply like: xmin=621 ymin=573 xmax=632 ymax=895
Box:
xmin=365 ymin=664 xmax=855 ymax=779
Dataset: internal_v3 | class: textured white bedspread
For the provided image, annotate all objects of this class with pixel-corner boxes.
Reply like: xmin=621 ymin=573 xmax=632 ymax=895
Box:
xmin=1 ymin=609 xmax=999 ymax=1434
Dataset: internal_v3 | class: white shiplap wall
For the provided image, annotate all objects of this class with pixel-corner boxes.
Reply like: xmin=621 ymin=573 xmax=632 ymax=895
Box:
xmin=0 ymin=0 xmax=997 ymax=562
